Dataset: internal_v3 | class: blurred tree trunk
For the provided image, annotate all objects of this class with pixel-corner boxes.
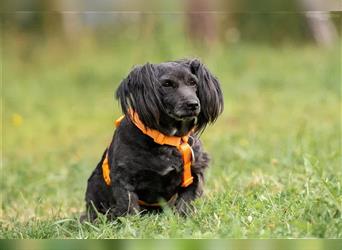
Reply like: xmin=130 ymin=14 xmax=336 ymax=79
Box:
xmin=38 ymin=0 xmax=62 ymax=35
xmin=221 ymin=0 xmax=240 ymax=44
xmin=59 ymin=0 xmax=83 ymax=40
xmin=299 ymin=0 xmax=338 ymax=47
xmin=185 ymin=0 xmax=218 ymax=44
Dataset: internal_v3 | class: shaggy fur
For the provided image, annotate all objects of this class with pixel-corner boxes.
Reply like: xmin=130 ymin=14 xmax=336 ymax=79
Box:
xmin=84 ymin=59 xmax=223 ymax=220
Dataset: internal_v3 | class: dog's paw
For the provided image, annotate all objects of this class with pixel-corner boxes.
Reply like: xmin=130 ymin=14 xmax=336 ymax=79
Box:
xmin=175 ymin=198 xmax=194 ymax=216
xmin=80 ymin=213 xmax=88 ymax=223
xmin=80 ymin=213 xmax=96 ymax=223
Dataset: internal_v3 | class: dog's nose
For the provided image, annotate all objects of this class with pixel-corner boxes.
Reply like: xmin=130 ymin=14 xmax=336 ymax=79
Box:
xmin=186 ymin=100 xmax=199 ymax=110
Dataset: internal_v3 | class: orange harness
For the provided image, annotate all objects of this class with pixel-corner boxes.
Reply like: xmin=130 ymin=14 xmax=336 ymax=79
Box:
xmin=101 ymin=110 xmax=194 ymax=206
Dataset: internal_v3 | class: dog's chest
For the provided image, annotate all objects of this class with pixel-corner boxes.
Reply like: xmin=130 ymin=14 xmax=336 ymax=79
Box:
xmin=128 ymin=145 xmax=184 ymax=198
xmin=114 ymin=126 xmax=190 ymax=190
xmin=144 ymin=145 xmax=183 ymax=176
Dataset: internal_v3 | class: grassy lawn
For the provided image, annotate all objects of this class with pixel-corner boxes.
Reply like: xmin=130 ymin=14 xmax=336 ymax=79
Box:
xmin=1 ymin=34 xmax=341 ymax=238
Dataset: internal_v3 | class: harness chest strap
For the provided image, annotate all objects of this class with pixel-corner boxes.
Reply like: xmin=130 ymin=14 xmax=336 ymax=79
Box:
xmin=102 ymin=111 xmax=194 ymax=190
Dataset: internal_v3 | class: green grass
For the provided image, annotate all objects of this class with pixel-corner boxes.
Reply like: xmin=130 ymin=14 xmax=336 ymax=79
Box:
xmin=1 ymin=33 xmax=341 ymax=238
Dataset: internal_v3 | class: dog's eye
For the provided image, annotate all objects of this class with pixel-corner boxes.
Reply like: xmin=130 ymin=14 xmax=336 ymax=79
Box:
xmin=189 ymin=79 xmax=197 ymax=86
xmin=162 ymin=81 xmax=174 ymax=88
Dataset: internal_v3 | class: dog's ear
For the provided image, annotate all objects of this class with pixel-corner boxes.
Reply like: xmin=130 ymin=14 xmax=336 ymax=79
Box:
xmin=116 ymin=63 xmax=162 ymax=129
xmin=185 ymin=59 xmax=224 ymax=132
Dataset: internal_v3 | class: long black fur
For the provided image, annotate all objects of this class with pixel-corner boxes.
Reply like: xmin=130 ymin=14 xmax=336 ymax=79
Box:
xmin=84 ymin=59 xmax=223 ymax=220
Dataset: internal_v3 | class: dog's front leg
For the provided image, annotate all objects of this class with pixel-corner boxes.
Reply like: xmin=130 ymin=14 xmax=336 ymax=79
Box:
xmin=175 ymin=173 xmax=204 ymax=216
xmin=111 ymin=181 xmax=140 ymax=217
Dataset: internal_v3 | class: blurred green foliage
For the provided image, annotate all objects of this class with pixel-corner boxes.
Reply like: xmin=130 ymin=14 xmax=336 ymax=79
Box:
xmin=1 ymin=239 xmax=342 ymax=250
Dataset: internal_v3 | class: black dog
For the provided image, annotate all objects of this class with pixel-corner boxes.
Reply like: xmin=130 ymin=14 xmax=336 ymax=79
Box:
xmin=84 ymin=59 xmax=223 ymax=220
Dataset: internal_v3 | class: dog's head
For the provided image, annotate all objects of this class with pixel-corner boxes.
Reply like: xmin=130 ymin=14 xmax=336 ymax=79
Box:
xmin=116 ymin=59 xmax=223 ymax=136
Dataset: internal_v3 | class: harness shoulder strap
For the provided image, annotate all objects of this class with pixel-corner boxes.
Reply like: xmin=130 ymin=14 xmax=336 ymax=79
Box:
xmin=102 ymin=150 xmax=111 ymax=186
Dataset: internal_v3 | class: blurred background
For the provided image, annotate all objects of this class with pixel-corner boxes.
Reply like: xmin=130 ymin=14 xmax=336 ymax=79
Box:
xmin=1 ymin=0 xmax=341 ymax=239
xmin=3 ymin=0 xmax=341 ymax=46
